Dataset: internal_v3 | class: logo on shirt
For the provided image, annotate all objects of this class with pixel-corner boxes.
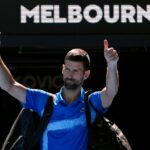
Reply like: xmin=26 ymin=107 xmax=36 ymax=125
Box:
xmin=80 ymin=107 xmax=85 ymax=112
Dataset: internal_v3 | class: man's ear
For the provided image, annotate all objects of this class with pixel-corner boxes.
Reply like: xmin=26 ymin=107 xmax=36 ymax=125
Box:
xmin=84 ymin=70 xmax=90 ymax=80
xmin=62 ymin=64 xmax=65 ymax=74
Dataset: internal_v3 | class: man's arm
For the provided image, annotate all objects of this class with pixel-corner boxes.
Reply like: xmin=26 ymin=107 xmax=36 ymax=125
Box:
xmin=0 ymin=56 xmax=26 ymax=103
xmin=100 ymin=39 xmax=119 ymax=108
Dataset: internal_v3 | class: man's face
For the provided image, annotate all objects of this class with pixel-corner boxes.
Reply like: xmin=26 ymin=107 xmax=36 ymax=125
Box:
xmin=62 ymin=60 xmax=86 ymax=90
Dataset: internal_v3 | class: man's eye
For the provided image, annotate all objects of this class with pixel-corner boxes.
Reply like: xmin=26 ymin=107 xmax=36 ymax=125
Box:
xmin=65 ymin=68 xmax=70 ymax=71
xmin=74 ymin=70 xmax=78 ymax=73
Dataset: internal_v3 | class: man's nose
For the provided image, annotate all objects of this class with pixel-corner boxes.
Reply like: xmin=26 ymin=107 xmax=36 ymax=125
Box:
xmin=68 ymin=71 xmax=74 ymax=79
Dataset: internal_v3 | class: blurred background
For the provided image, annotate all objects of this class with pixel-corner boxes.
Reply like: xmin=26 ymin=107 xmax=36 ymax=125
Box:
xmin=0 ymin=0 xmax=149 ymax=149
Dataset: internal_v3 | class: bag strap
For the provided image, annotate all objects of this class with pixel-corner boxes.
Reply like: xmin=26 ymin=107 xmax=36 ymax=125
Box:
xmin=85 ymin=90 xmax=93 ymax=128
xmin=28 ymin=95 xmax=54 ymax=150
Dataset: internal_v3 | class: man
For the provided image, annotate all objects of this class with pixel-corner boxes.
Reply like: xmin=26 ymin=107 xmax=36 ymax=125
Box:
xmin=0 ymin=39 xmax=119 ymax=150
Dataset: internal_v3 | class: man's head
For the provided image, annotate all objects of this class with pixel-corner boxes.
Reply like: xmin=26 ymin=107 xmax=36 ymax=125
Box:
xmin=62 ymin=48 xmax=90 ymax=90
xmin=64 ymin=48 xmax=90 ymax=70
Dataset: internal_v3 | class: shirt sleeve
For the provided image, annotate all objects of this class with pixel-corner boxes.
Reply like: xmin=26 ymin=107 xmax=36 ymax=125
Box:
xmin=89 ymin=91 xmax=110 ymax=114
xmin=22 ymin=88 xmax=49 ymax=116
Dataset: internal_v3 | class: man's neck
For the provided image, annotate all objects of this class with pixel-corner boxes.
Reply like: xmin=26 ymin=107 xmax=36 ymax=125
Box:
xmin=62 ymin=87 xmax=81 ymax=104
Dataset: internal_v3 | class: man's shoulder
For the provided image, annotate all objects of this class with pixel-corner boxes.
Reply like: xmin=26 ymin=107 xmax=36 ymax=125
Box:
xmin=26 ymin=87 xmax=53 ymax=98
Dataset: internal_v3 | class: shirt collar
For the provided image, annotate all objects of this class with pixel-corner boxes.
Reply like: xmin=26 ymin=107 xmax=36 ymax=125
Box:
xmin=55 ymin=86 xmax=85 ymax=104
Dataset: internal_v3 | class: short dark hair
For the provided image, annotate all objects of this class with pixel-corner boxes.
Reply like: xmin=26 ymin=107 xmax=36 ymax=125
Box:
xmin=64 ymin=48 xmax=90 ymax=70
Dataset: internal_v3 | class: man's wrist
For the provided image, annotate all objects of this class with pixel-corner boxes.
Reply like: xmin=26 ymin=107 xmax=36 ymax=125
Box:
xmin=107 ymin=63 xmax=118 ymax=70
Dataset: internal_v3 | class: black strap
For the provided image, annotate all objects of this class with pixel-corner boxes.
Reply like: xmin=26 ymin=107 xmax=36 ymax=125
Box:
xmin=85 ymin=90 xmax=93 ymax=128
xmin=28 ymin=96 xmax=54 ymax=150
xmin=89 ymin=99 xmax=100 ymax=114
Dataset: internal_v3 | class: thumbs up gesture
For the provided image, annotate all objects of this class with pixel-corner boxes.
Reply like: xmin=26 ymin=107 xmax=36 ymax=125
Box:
xmin=104 ymin=39 xmax=119 ymax=66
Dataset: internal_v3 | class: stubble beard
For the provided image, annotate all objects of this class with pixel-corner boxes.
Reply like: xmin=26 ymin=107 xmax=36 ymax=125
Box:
xmin=63 ymin=78 xmax=84 ymax=90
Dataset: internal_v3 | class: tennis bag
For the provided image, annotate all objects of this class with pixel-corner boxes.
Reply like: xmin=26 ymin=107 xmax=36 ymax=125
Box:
xmin=85 ymin=91 xmax=132 ymax=150
xmin=1 ymin=96 xmax=53 ymax=150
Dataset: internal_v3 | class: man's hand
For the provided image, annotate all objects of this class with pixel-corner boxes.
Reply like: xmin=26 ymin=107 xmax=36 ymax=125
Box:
xmin=104 ymin=39 xmax=119 ymax=66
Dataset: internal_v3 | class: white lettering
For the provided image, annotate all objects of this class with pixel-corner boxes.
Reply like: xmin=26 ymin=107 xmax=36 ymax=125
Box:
xmin=21 ymin=5 xmax=40 ymax=23
xmin=54 ymin=5 xmax=67 ymax=23
xmin=137 ymin=5 xmax=150 ymax=23
xmin=84 ymin=5 xmax=102 ymax=23
xmin=68 ymin=5 xmax=82 ymax=23
xmin=121 ymin=5 xmax=136 ymax=23
xmin=20 ymin=4 xmax=150 ymax=24
xmin=104 ymin=5 xmax=119 ymax=23
xmin=41 ymin=5 xmax=53 ymax=23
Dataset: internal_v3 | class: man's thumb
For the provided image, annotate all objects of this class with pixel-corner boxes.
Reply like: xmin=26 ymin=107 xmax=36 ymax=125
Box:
xmin=104 ymin=39 xmax=108 ymax=50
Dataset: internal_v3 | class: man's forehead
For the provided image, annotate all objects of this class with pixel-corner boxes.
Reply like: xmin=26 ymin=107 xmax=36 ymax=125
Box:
xmin=65 ymin=60 xmax=83 ymax=65
xmin=64 ymin=60 xmax=84 ymax=69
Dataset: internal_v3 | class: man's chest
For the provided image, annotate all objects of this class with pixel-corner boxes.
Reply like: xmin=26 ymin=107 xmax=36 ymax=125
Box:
xmin=47 ymin=102 xmax=87 ymax=132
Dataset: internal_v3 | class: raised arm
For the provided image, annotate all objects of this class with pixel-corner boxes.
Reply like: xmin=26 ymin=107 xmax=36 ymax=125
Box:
xmin=0 ymin=56 xmax=26 ymax=103
xmin=100 ymin=39 xmax=119 ymax=108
